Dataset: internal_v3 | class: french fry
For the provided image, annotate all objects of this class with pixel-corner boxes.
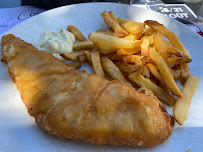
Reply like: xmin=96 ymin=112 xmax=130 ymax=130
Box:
xmin=172 ymin=69 xmax=181 ymax=80
xmin=137 ymin=86 xmax=159 ymax=100
xmin=123 ymin=55 xmax=142 ymax=66
xmin=91 ymin=48 xmax=105 ymax=78
xmin=166 ymin=46 xmax=183 ymax=56
xmin=174 ymin=76 xmax=200 ymax=125
xmin=124 ymin=34 xmax=136 ymax=40
xmin=66 ymin=62 xmax=81 ymax=69
xmin=168 ymin=57 xmax=182 ymax=64
xmin=149 ymin=47 xmax=182 ymax=97
xmin=77 ymin=54 xmax=86 ymax=63
xmin=109 ymin=11 xmax=119 ymax=23
xmin=141 ymin=65 xmax=150 ymax=79
xmin=88 ymin=32 xmax=140 ymax=51
xmin=153 ymin=32 xmax=168 ymax=63
xmin=84 ymin=51 xmax=92 ymax=63
xmin=105 ymin=53 xmax=123 ymax=61
xmin=143 ymin=26 xmax=155 ymax=36
xmin=164 ymin=40 xmax=172 ymax=46
xmin=101 ymin=57 xmax=132 ymax=87
xmin=101 ymin=11 xmax=129 ymax=37
xmin=100 ymin=49 xmax=115 ymax=55
xmin=180 ymin=63 xmax=190 ymax=85
xmin=120 ymin=21 xmax=143 ymax=39
xmin=60 ymin=51 xmax=85 ymax=61
xmin=96 ymin=31 xmax=120 ymax=37
xmin=169 ymin=56 xmax=191 ymax=68
xmin=73 ymin=41 xmax=95 ymax=51
xmin=117 ymin=18 xmax=144 ymax=28
xmin=67 ymin=25 xmax=87 ymax=42
xmin=129 ymin=73 xmax=175 ymax=106
xmin=117 ymin=47 xmax=141 ymax=55
xmin=144 ymin=20 xmax=192 ymax=62
xmin=146 ymin=63 xmax=163 ymax=83
xmin=51 ymin=53 xmax=67 ymax=62
xmin=148 ymin=34 xmax=154 ymax=45
xmin=141 ymin=56 xmax=153 ymax=63
xmin=141 ymin=36 xmax=149 ymax=56
xmin=115 ymin=61 xmax=141 ymax=73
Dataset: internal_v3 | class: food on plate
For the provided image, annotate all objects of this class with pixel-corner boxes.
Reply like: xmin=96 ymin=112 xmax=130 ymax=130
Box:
xmin=180 ymin=63 xmax=190 ymax=85
xmin=73 ymin=40 xmax=95 ymax=51
xmin=36 ymin=28 xmax=75 ymax=54
xmin=101 ymin=11 xmax=128 ymax=37
xmin=101 ymin=57 xmax=132 ymax=87
xmin=146 ymin=63 xmax=165 ymax=87
xmin=173 ymin=76 xmax=200 ymax=125
xmin=88 ymin=32 xmax=140 ymax=52
xmin=172 ymin=69 xmax=181 ymax=81
xmin=144 ymin=20 xmax=192 ymax=62
xmin=68 ymin=25 xmax=87 ymax=42
xmin=84 ymin=51 xmax=92 ymax=63
xmin=117 ymin=47 xmax=140 ymax=55
xmin=149 ymin=47 xmax=182 ymax=97
xmin=66 ymin=61 xmax=81 ymax=69
xmin=1 ymin=34 xmax=174 ymax=146
xmin=60 ymin=51 xmax=85 ymax=61
xmin=91 ymin=48 xmax=105 ymax=78
xmin=153 ymin=32 xmax=168 ymax=63
xmin=166 ymin=46 xmax=183 ymax=57
xmin=115 ymin=61 xmax=141 ymax=73
xmin=1 ymin=10 xmax=200 ymax=147
xmin=128 ymin=73 xmax=175 ymax=106
xmin=141 ymin=36 xmax=149 ymax=57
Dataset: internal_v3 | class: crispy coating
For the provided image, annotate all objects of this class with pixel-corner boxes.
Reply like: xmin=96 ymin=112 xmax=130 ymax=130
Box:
xmin=1 ymin=34 xmax=174 ymax=146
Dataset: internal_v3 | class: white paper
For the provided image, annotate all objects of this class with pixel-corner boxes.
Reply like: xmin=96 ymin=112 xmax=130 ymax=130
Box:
xmin=0 ymin=6 xmax=45 ymax=36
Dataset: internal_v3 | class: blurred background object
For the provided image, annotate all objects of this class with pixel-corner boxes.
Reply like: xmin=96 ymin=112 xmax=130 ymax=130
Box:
xmin=21 ymin=0 xmax=131 ymax=9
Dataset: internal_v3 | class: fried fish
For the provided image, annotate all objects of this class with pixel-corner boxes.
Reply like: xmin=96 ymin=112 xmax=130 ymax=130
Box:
xmin=1 ymin=34 xmax=174 ymax=146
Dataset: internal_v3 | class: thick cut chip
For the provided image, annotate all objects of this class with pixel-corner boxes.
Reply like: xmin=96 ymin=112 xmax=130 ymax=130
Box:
xmin=171 ymin=69 xmax=181 ymax=81
xmin=141 ymin=36 xmax=149 ymax=57
xmin=149 ymin=47 xmax=182 ymax=97
xmin=115 ymin=61 xmax=141 ymax=73
xmin=166 ymin=46 xmax=183 ymax=56
xmin=89 ymin=32 xmax=140 ymax=51
xmin=153 ymin=32 xmax=168 ymax=63
xmin=123 ymin=55 xmax=142 ymax=66
xmin=174 ymin=76 xmax=200 ymax=125
xmin=84 ymin=51 xmax=92 ymax=63
xmin=141 ymin=65 xmax=150 ymax=79
xmin=66 ymin=62 xmax=81 ymax=69
xmin=60 ymin=51 xmax=85 ymax=61
xmin=73 ymin=41 xmax=95 ymax=51
xmin=101 ymin=57 xmax=132 ymax=87
xmin=129 ymin=73 xmax=175 ymax=106
xmin=146 ymin=63 xmax=165 ymax=86
xmin=117 ymin=47 xmax=140 ymax=55
xmin=109 ymin=11 xmax=119 ymax=23
xmin=144 ymin=20 xmax=192 ymax=62
xmin=91 ymin=48 xmax=105 ymax=78
xmin=67 ymin=25 xmax=87 ymax=42
xmin=180 ymin=63 xmax=190 ymax=85
xmin=120 ymin=22 xmax=143 ymax=39
xmin=101 ymin=11 xmax=128 ymax=37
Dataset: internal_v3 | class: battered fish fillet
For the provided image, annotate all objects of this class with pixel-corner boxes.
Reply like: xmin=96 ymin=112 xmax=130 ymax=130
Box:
xmin=1 ymin=34 xmax=174 ymax=147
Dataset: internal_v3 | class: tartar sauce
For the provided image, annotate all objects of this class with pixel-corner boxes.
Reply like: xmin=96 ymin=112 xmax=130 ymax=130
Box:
xmin=36 ymin=28 xmax=75 ymax=54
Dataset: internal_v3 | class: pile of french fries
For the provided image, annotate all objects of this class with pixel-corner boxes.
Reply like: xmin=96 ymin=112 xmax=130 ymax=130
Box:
xmin=61 ymin=11 xmax=200 ymax=125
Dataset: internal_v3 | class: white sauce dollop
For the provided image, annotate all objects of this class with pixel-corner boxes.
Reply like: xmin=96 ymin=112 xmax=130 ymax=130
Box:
xmin=36 ymin=28 xmax=75 ymax=54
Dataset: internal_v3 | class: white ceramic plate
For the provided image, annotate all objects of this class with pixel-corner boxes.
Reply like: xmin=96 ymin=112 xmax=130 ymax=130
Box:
xmin=0 ymin=2 xmax=203 ymax=152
